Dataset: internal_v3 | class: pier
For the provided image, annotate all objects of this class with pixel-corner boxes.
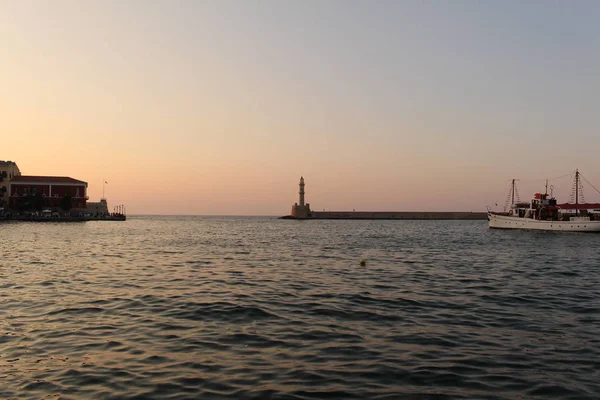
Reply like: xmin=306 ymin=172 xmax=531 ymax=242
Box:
xmin=281 ymin=177 xmax=487 ymax=220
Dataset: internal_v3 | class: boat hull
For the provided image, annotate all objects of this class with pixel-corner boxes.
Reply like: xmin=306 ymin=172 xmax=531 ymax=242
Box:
xmin=488 ymin=213 xmax=600 ymax=232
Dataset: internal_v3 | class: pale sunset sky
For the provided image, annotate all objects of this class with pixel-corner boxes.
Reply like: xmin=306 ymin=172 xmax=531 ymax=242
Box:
xmin=2 ymin=1 xmax=599 ymax=215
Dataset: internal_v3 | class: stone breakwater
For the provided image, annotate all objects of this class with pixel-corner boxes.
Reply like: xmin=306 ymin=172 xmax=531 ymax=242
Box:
xmin=281 ymin=211 xmax=488 ymax=220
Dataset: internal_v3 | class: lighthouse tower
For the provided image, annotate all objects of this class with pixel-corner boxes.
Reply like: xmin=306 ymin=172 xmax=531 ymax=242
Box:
xmin=299 ymin=176 xmax=305 ymax=206
xmin=290 ymin=176 xmax=311 ymax=218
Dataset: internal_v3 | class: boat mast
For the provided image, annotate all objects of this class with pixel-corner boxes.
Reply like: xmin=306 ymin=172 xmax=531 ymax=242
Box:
xmin=575 ymin=169 xmax=579 ymax=216
xmin=511 ymin=179 xmax=515 ymax=205
xmin=545 ymin=179 xmax=548 ymax=195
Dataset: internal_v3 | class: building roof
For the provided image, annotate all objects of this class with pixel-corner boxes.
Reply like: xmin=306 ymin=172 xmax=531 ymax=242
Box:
xmin=10 ymin=175 xmax=87 ymax=185
xmin=0 ymin=160 xmax=18 ymax=166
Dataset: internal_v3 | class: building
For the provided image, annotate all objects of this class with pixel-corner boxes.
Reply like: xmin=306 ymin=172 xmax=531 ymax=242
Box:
xmin=0 ymin=160 xmax=21 ymax=208
xmin=9 ymin=175 xmax=88 ymax=211
xmin=86 ymin=199 xmax=110 ymax=216
xmin=290 ymin=176 xmax=312 ymax=218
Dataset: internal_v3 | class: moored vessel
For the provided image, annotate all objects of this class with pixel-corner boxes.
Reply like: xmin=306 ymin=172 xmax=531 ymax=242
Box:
xmin=488 ymin=170 xmax=600 ymax=232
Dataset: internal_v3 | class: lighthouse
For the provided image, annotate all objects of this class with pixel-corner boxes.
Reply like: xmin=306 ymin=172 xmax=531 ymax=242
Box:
xmin=290 ymin=176 xmax=311 ymax=218
xmin=299 ymin=176 xmax=305 ymax=206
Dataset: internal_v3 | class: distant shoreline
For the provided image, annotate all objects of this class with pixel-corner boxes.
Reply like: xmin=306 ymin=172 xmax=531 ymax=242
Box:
xmin=280 ymin=211 xmax=488 ymax=220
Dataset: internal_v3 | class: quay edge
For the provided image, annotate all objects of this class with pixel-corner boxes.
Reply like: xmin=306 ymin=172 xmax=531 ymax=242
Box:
xmin=279 ymin=211 xmax=488 ymax=220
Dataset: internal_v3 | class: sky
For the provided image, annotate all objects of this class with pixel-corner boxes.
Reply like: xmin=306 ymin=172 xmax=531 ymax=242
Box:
xmin=1 ymin=0 xmax=600 ymax=215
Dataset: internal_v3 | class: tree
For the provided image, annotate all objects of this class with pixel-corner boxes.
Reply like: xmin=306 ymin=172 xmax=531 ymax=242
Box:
xmin=33 ymin=193 xmax=45 ymax=211
xmin=17 ymin=198 xmax=30 ymax=212
xmin=60 ymin=195 xmax=72 ymax=212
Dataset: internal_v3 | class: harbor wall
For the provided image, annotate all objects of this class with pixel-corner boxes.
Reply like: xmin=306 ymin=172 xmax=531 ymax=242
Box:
xmin=282 ymin=177 xmax=489 ymax=220
xmin=290 ymin=211 xmax=488 ymax=220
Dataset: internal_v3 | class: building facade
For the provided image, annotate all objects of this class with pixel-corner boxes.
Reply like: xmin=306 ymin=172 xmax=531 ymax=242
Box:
xmin=0 ymin=160 xmax=21 ymax=208
xmin=9 ymin=175 xmax=88 ymax=211
xmin=86 ymin=199 xmax=110 ymax=216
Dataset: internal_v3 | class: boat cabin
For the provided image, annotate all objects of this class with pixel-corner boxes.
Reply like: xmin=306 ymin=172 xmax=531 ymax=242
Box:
xmin=509 ymin=192 xmax=600 ymax=221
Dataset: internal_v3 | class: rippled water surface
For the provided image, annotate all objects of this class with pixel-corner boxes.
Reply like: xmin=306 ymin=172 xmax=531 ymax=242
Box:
xmin=1 ymin=216 xmax=599 ymax=399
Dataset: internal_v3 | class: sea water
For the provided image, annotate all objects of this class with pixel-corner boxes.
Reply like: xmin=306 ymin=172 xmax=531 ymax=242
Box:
xmin=1 ymin=217 xmax=599 ymax=399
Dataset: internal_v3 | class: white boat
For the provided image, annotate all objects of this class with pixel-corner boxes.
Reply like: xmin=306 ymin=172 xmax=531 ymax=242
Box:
xmin=488 ymin=170 xmax=600 ymax=232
